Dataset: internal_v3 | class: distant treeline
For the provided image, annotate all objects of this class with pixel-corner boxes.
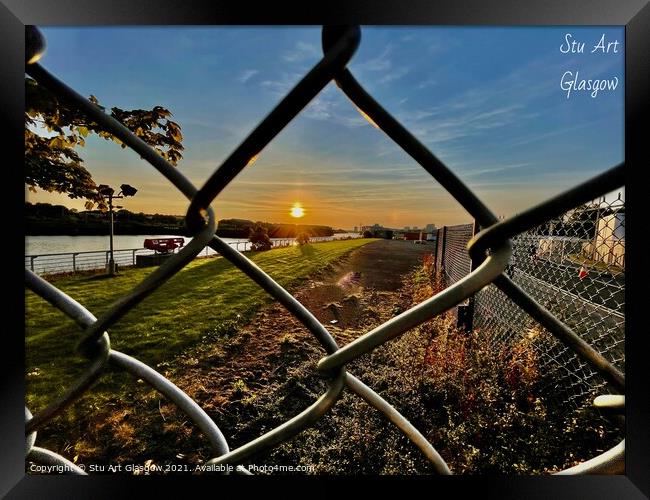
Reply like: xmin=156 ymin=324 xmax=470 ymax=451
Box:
xmin=25 ymin=203 xmax=338 ymax=238
xmin=25 ymin=202 xmax=187 ymax=236
xmin=216 ymin=218 xmax=334 ymax=238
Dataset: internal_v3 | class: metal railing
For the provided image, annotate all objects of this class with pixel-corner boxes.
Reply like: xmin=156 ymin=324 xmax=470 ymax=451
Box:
xmin=24 ymin=25 xmax=624 ymax=475
xmin=24 ymin=236 xmax=356 ymax=276
xmin=26 ymin=248 xmax=154 ymax=275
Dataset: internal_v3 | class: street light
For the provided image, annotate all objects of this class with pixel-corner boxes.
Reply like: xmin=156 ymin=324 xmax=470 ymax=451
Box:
xmin=98 ymin=183 xmax=138 ymax=275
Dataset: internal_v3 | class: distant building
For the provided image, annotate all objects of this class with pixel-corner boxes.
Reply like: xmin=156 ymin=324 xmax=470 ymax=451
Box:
xmin=402 ymin=232 xmax=423 ymax=241
xmin=425 ymin=224 xmax=436 ymax=233
xmin=585 ymin=211 xmax=625 ymax=267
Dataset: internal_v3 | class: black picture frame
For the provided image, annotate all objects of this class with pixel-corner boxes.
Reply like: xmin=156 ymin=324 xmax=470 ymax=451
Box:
xmin=2 ymin=0 xmax=648 ymax=497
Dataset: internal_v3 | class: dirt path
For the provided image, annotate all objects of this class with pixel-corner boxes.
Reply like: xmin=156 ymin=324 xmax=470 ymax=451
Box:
xmin=172 ymin=239 xmax=433 ymax=430
xmin=297 ymin=239 xmax=434 ymax=330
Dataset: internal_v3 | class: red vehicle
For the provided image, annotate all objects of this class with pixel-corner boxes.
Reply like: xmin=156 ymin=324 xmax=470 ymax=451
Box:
xmin=143 ymin=238 xmax=185 ymax=254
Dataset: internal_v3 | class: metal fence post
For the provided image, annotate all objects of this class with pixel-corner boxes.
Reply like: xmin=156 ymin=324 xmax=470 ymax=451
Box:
xmin=440 ymin=226 xmax=448 ymax=283
xmin=72 ymin=253 xmax=77 ymax=273
xmin=461 ymin=220 xmax=480 ymax=333
xmin=433 ymin=230 xmax=439 ymax=268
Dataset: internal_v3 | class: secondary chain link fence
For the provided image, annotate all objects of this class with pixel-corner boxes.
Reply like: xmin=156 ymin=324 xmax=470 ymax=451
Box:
xmin=24 ymin=25 xmax=625 ymax=476
xmin=442 ymin=224 xmax=475 ymax=287
xmin=435 ymin=195 xmax=625 ymax=412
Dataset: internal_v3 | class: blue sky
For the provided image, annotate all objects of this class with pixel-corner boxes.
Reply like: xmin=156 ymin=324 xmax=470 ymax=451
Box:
xmin=28 ymin=26 xmax=624 ymax=228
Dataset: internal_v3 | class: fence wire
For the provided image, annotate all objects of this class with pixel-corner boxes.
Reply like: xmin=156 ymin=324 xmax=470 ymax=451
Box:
xmin=473 ymin=196 xmax=625 ymax=410
xmin=436 ymin=196 xmax=625 ymax=411
xmin=24 ymin=25 xmax=625 ymax=475
xmin=442 ymin=223 xmax=474 ymax=287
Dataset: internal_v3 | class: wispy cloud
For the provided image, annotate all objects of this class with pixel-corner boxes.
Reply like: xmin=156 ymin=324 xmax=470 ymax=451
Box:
xmin=503 ymin=121 xmax=595 ymax=150
xmin=302 ymin=89 xmax=337 ymax=120
xmin=283 ymin=41 xmax=320 ymax=62
xmin=358 ymin=44 xmax=393 ymax=72
xmin=260 ymin=72 xmax=303 ymax=97
xmin=461 ymin=162 xmax=533 ymax=177
xmin=237 ymin=69 xmax=259 ymax=83
xmin=259 ymin=75 xmax=374 ymax=129
xmin=417 ymin=77 xmax=437 ymax=89
xmin=379 ymin=66 xmax=410 ymax=84
xmin=395 ymin=103 xmax=525 ymax=149
xmin=353 ymin=43 xmax=410 ymax=85
xmin=390 ymin=50 xmax=596 ymax=151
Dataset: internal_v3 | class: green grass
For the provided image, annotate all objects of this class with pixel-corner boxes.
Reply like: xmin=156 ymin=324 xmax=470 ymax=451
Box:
xmin=26 ymin=239 xmax=372 ymax=411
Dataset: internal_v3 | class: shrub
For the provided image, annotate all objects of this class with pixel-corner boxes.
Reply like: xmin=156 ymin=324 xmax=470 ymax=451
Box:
xmin=296 ymin=232 xmax=310 ymax=245
xmin=422 ymin=252 xmax=434 ymax=274
xmin=258 ymin=258 xmax=622 ymax=474
xmin=249 ymin=224 xmax=272 ymax=251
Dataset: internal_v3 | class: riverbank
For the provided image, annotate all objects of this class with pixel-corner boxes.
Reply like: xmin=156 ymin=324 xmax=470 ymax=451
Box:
xmin=26 ymin=239 xmax=436 ymax=473
xmin=26 ymin=238 xmax=373 ymax=412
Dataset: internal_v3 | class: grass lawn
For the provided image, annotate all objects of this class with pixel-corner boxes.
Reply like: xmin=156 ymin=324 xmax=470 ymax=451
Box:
xmin=26 ymin=238 xmax=372 ymax=412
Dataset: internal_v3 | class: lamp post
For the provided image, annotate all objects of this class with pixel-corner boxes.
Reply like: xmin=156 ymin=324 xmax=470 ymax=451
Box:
xmin=98 ymin=183 xmax=138 ymax=275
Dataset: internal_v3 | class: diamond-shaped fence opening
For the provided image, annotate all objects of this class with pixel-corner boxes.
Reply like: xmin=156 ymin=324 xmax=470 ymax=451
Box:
xmin=24 ymin=25 xmax=624 ymax=475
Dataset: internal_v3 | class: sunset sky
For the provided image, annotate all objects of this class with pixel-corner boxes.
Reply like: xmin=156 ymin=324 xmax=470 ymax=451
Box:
xmin=27 ymin=26 xmax=624 ymax=229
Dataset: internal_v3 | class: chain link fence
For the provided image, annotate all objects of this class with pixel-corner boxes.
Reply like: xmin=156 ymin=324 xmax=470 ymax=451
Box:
xmin=436 ymin=195 xmax=624 ymax=411
xmin=24 ymin=25 xmax=625 ymax=475
xmin=442 ymin=223 xmax=475 ymax=286
xmin=474 ymin=196 xmax=625 ymax=410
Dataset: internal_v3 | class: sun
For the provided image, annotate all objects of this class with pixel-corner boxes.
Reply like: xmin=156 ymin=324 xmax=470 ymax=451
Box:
xmin=290 ymin=203 xmax=305 ymax=218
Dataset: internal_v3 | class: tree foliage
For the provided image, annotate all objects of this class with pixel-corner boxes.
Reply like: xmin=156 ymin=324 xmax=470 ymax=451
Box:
xmin=249 ymin=224 xmax=273 ymax=251
xmin=296 ymin=231 xmax=311 ymax=245
xmin=25 ymin=77 xmax=184 ymax=210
